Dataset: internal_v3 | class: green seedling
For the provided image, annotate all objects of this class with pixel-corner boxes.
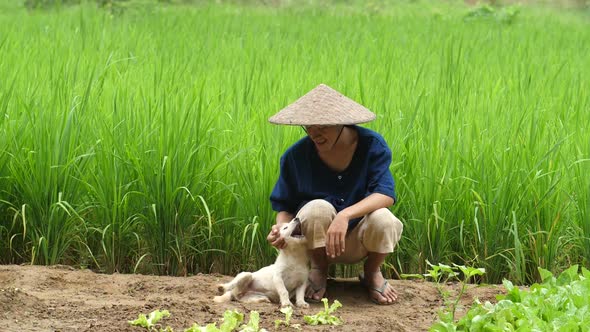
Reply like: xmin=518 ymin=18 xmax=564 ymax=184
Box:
xmin=184 ymin=310 xmax=244 ymax=332
xmin=239 ymin=311 xmax=268 ymax=332
xmin=219 ymin=310 xmax=244 ymax=332
xmin=426 ymin=261 xmax=459 ymax=282
xmin=184 ymin=323 xmax=218 ymax=332
xmin=183 ymin=310 xmax=267 ymax=332
xmin=445 ymin=264 xmax=485 ymax=321
xmin=128 ymin=309 xmax=172 ymax=331
xmin=128 ymin=309 xmax=268 ymax=332
xmin=303 ymin=298 xmax=343 ymax=326
xmin=274 ymin=306 xmax=301 ymax=330
xmin=403 ymin=261 xmax=486 ymax=322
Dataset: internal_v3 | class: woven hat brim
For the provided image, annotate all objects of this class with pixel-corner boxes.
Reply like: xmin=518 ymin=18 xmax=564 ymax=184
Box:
xmin=269 ymin=84 xmax=376 ymax=126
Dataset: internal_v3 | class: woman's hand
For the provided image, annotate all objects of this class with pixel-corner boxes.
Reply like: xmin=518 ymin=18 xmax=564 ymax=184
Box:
xmin=326 ymin=212 xmax=349 ymax=258
xmin=268 ymin=211 xmax=294 ymax=249
xmin=267 ymin=222 xmax=288 ymax=249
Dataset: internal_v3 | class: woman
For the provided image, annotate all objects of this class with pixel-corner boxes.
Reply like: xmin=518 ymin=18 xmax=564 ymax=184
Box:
xmin=266 ymin=84 xmax=403 ymax=305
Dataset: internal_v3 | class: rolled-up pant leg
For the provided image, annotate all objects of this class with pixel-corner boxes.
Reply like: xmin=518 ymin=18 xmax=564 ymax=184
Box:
xmin=296 ymin=200 xmax=404 ymax=264
xmin=296 ymin=199 xmax=336 ymax=250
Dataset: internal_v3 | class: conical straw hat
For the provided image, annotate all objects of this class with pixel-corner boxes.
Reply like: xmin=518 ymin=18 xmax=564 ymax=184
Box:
xmin=269 ymin=84 xmax=376 ymax=126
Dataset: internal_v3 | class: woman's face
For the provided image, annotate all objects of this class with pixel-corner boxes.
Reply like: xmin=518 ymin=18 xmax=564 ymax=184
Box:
xmin=303 ymin=125 xmax=343 ymax=152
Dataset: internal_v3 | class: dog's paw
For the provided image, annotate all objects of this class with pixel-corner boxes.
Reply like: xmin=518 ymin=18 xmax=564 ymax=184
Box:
xmin=216 ymin=284 xmax=226 ymax=294
xmin=280 ymin=301 xmax=293 ymax=308
xmin=296 ymin=301 xmax=309 ymax=309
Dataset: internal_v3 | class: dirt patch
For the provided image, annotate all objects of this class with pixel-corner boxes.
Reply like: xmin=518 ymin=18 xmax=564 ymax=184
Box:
xmin=0 ymin=265 xmax=505 ymax=331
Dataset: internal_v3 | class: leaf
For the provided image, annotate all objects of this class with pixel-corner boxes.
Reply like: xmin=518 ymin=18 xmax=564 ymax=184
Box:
xmin=184 ymin=323 xmax=222 ymax=332
xmin=219 ymin=310 xmax=244 ymax=332
xmin=128 ymin=309 xmax=171 ymax=329
xmin=538 ymin=267 xmax=554 ymax=283
xmin=239 ymin=311 xmax=267 ymax=332
xmin=428 ymin=320 xmax=457 ymax=331
xmin=129 ymin=313 xmax=150 ymax=328
xmin=303 ymin=298 xmax=343 ymax=326
xmin=280 ymin=306 xmax=293 ymax=323
xmin=501 ymin=279 xmax=521 ymax=302
xmin=328 ymin=299 xmax=342 ymax=314
xmin=437 ymin=263 xmax=454 ymax=275
xmin=556 ymin=265 xmax=579 ymax=286
xmin=432 ymin=265 xmax=590 ymax=331
xmin=275 ymin=306 xmax=293 ymax=328
xmin=183 ymin=310 xmax=244 ymax=332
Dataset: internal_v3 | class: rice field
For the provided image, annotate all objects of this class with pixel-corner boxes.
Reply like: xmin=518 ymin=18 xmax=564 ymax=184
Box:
xmin=0 ymin=0 xmax=588 ymax=284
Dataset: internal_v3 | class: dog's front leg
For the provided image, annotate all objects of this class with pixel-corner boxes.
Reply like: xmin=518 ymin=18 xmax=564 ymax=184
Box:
xmin=272 ymin=273 xmax=292 ymax=308
xmin=294 ymin=279 xmax=309 ymax=308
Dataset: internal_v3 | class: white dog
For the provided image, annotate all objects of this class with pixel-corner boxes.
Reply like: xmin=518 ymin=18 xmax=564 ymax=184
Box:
xmin=213 ymin=218 xmax=309 ymax=308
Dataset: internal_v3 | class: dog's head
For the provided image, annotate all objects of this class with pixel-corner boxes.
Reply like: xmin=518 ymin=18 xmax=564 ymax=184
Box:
xmin=279 ymin=217 xmax=306 ymax=246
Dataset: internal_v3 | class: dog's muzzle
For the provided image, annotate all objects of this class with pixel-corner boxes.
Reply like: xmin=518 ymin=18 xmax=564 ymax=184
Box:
xmin=291 ymin=218 xmax=303 ymax=238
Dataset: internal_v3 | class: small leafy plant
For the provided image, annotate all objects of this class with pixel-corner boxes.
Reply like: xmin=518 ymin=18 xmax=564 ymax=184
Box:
xmin=402 ymin=261 xmax=486 ymax=321
xmin=446 ymin=264 xmax=485 ymax=321
xmin=274 ymin=306 xmax=301 ymax=330
xmin=130 ymin=299 xmax=345 ymax=331
xmin=237 ymin=311 xmax=268 ymax=332
xmin=130 ymin=309 xmax=267 ymax=332
xmin=303 ymin=298 xmax=343 ymax=326
xmin=430 ymin=265 xmax=590 ymax=331
xmin=184 ymin=310 xmax=244 ymax=332
xmin=128 ymin=309 xmax=172 ymax=331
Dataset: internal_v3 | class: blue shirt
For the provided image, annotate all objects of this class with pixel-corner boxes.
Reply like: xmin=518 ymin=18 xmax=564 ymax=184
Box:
xmin=270 ymin=125 xmax=396 ymax=230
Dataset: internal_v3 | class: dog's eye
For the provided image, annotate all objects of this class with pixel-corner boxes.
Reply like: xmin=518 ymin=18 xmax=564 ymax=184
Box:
xmin=282 ymin=227 xmax=288 ymax=230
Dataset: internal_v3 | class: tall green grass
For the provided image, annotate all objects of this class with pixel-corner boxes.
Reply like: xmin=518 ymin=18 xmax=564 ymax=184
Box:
xmin=0 ymin=1 xmax=588 ymax=282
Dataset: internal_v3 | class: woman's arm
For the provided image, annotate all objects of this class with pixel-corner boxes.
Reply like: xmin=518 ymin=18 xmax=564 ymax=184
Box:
xmin=339 ymin=193 xmax=394 ymax=221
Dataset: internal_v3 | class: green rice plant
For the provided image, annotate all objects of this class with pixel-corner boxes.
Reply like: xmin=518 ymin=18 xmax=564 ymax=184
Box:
xmin=2 ymin=89 xmax=91 ymax=264
xmin=0 ymin=1 xmax=588 ymax=281
xmin=80 ymin=145 xmax=144 ymax=272
xmin=570 ymin=158 xmax=590 ymax=267
xmin=24 ymin=0 xmax=81 ymax=10
xmin=0 ymin=203 xmax=26 ymax=264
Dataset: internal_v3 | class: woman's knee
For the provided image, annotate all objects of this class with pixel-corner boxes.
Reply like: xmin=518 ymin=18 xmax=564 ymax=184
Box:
xmin=297 ymin=199 xmax=336 ymax=227
xmin=365 ymin=208 xmax=403 ymax=235
xmin=361 ymin=209 xmax=403 ymax=253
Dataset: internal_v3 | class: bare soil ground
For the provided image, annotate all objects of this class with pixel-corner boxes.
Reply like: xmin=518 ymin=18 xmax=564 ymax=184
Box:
xmin=0 ymin=264 xmax=505 ymax=332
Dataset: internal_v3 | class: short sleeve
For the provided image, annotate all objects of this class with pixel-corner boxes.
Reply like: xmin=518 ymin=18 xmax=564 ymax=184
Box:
xmin=270 ymin=153 xmax=298 ymax=213
xmin=366 ymin=141 xmax=397 ymax=203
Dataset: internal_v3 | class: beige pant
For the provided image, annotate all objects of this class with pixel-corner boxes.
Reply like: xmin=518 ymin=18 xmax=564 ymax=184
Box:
xmin=296 ymin=199 xmax=403 ymax=264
